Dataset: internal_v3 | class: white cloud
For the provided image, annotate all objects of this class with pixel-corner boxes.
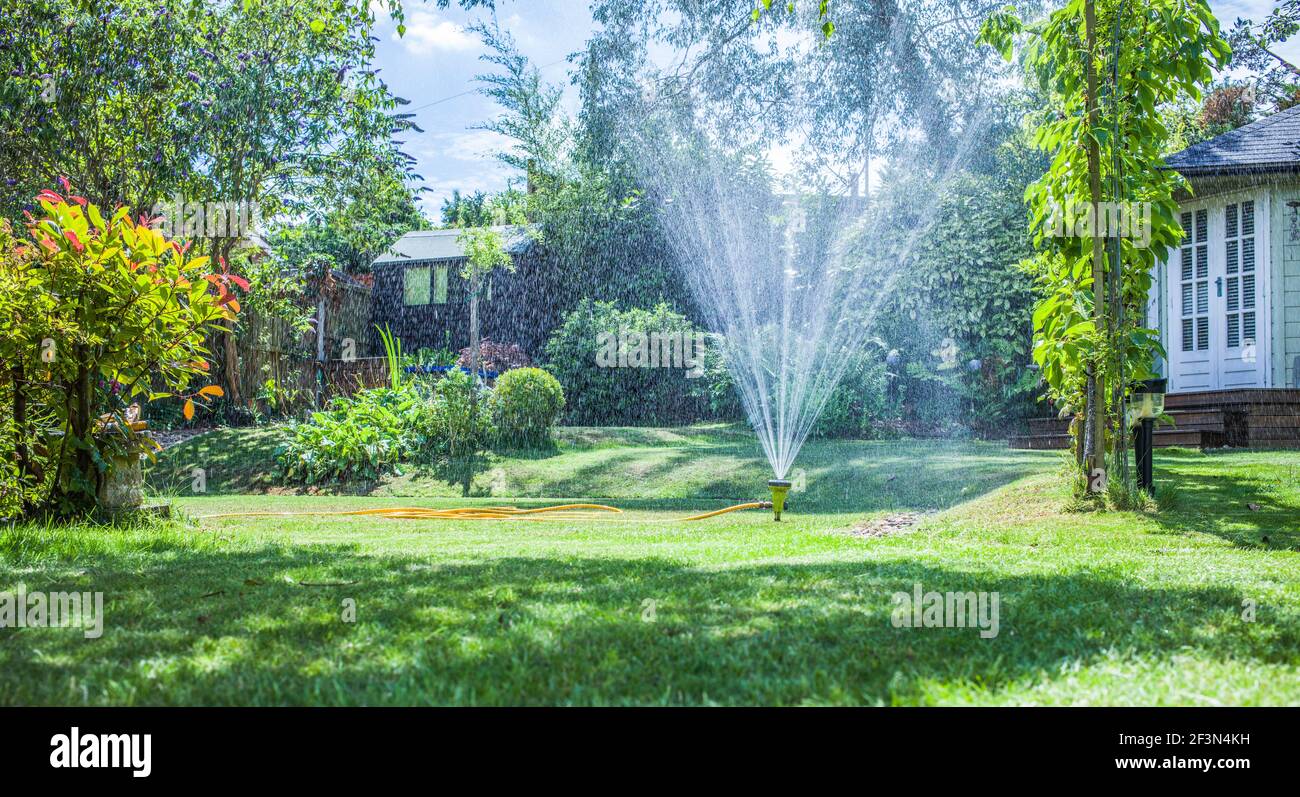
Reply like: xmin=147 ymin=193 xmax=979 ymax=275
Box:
xmin=430 ymin=130 xmax=515 ymax=163
xmin=502 ymin=13 xmax=541 ymax=47
xmin=394 ymin=11 xmax=479 ymax=56
xmin=412 ymin=133 xmax=518 ymax=217
xmin=1210 ymin=1 xmax=1271 ymax=21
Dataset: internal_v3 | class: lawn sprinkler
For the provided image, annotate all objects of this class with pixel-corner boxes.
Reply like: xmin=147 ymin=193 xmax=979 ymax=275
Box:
xmin=768 ymin=479 xmax=792 ymax=521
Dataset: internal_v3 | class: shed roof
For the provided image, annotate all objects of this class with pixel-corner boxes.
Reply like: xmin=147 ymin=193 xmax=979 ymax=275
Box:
xmin=1165 ymin=105 xmax=1300 ymax=176
xmin=371 ymin=225 xmax=534 ymax=267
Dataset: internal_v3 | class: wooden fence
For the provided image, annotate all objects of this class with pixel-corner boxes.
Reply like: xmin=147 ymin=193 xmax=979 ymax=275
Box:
xmin=234 ymin=277 xmax=381 ymax=412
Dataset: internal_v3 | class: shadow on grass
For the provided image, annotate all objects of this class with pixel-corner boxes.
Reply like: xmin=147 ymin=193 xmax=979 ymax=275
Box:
xmin=146 ymin=427 xmax=289 ymax=495
xmin=149 ymin=427 xmax=1060 ymax=517
xmin=1149 ymin=460 xmax=1300 ymax=551
xmin=3 ymin=533 xmax=1292 ymax=705
xmin=511 ymin=439 xmax=1059 ymax=513
xmin=557 ymin=424 xmax=751 ymax=450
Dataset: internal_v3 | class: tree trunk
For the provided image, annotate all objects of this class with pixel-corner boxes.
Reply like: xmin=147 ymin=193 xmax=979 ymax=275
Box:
xmin=1108 ymin=5 xmax=1129 ymax=487
xmin=464 ymin=275 xmax=480 ymax=497
xmin=9 ymin=362 xmax=34 ymax=515
xmin=223 ymin=330 xmax=240 ymax=405
xmin=11 ymin=363 xmax=28 ymax=475
xmin=214 ymin=239 xmax=241 ymax=407
xmin=60 ymin=354 xmax=98 ymax=511
xmin=1084 ymin=0 xmax=1107 ymax=493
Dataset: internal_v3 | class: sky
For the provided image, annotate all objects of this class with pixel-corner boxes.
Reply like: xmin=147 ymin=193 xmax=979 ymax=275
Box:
xmin=372 ymin=1 xmax=1299 ymax=220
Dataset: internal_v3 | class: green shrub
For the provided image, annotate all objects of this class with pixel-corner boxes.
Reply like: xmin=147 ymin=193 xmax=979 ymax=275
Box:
xmin=0 ymin=194 xmax=237 ymax=515
xmin=864 ymin=167 xmax=1042 ymax=434
xmin=277 ymin=386 xmax=424 ymax=484
xmin=544 ymin=299 xmax=736 ymax=425
xmin=276 ymin=370 xmax=497 ymax=486
xmin=427 ymin=369 xmax=493 ymax=459
xmin=812 ymin=350 xmax=899 ymax=438
xmin=693 ymin=340 xmax=743 ymax=420
xmin=490 ymin=367 xmax=565 ymax=448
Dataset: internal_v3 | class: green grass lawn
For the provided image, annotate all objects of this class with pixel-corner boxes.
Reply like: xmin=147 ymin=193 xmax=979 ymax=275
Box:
xmin=143 ymin=422 xmax=1058 ymax=508
xmin=2 ymin=429 xmax=1298 ymax=706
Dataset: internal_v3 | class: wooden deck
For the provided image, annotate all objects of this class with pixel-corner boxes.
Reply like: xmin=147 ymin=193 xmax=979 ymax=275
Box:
xmin=1008 ymin=388 xmax=1300 ymax=450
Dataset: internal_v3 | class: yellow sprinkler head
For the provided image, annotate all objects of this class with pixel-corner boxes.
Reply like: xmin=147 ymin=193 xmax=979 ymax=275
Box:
xmin=768 ymin=479 xmax=792 ymax=521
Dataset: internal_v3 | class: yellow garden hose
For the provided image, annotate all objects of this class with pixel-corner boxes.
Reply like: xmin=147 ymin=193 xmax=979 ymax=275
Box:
xmin=198 ymin=501 xmax=772 ymax=523
xmin=675 ymin=502 xmax=767 ymax=521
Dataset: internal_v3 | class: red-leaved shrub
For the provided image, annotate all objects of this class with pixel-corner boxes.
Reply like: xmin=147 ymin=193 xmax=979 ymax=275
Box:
xmin=457 ymin=340 xmax=532 ymax=374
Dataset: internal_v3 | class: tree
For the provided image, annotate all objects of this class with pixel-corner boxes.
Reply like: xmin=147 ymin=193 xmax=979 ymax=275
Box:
xmin=470 ymin=17 xmax=700 ymax=329
xmin=753 ymin=0 xmax=834 ymax=35
xmin=980 ymin=0 xmax=1230 ymax=497
xmin=471 ymin=20 xmax=572 ymax=191
xmin=170 ymin=0 xmax=418 ymax=403
xmin=0 ymin=0 xmax=432 ymax=404
xmin=455 ymin=201 xmax=521 ymax=494
xmin=0 ymin=0 xmax=204 ymax=217
xmin=1226 ymin=1 xmax=1300 ymax=111
xmin=0 ymin=187 xmax=237 ymax=515
xmin=0 ymin=0 xmax=500 ymax=223
xmin=441 ymin=189 xmax=492 ymax=227
xmin=791 ymin=1 xmax=1034 ymax=196
xmin=722 ymin=0 xmax=1041 ymax=194
xmin=270 ymin=153 xmax=428 ymax=275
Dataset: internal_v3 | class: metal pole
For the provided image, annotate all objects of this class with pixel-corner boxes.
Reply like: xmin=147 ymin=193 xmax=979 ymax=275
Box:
xmin=1135 ymin=417 xmax=1154 ymax=495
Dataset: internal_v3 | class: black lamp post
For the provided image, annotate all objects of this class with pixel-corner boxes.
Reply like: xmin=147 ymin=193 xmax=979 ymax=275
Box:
xmin=1130 ymin=378 xmax=1166 ymax=495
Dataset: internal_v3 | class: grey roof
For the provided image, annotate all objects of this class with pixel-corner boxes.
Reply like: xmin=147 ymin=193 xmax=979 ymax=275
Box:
xmin=371 ymin=225 xmax=534 ymax=267
xmin=1165 ymin=105 xmax=1300 ymax=175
